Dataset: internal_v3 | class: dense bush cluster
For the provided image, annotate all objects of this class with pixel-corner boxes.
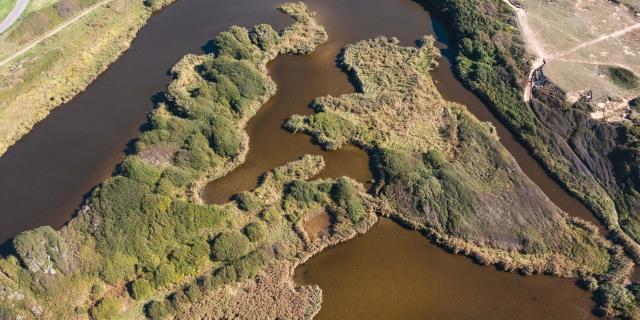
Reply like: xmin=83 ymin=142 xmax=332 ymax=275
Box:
xmin=0 ymin=4 xmax=335 ymax=319
xmin=211 ymin=231 xmax=251 ymax=261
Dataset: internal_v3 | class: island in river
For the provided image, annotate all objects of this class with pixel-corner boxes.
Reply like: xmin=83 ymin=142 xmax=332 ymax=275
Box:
xmin=0 ymin=1 xmax=639 ymax=320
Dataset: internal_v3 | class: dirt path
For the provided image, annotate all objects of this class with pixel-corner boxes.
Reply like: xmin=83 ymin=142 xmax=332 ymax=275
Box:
xmin=0 ymin=0 xmax=28 ymax=34
xmin=552 ymin=23 xmax=640 ymax=59
xmin=0 ymin=0 xmax=112 ymax=67
xmin=502 ymin=0 xmax=639 ymax=102
xmin=501 ymin=0 xmax=546 ymax=102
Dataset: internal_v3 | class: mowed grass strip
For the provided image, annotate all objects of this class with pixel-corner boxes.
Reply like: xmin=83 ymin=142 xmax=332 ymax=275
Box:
xmin=0 ymin=0 xmax=17 ymax=22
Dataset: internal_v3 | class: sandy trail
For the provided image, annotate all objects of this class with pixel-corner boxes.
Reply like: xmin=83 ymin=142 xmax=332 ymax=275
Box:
xmin=552 ymin=23 xmax=640 ymax=59
xmin=501 ymin=0 xmax=546 ymax=102
xmin=0 ymin=0 xmax=113 ymax=68
xmin=502 ymin=0 xmax=639 ymax=103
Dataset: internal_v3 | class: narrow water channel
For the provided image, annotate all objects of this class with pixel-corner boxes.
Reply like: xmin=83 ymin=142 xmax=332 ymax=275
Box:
xmin=0 ymin=0 xmax=606 ymax=317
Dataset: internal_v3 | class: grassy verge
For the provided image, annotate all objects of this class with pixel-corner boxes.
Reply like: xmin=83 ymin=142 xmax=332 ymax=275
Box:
xmin=0 ymin=0 xmax=17 ymax=22
xmin=0 ymin=0 xmax=173 ymax=157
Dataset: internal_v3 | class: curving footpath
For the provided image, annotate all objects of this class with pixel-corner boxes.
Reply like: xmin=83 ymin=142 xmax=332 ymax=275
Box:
xmin=0 ymin=0 xmax=28 ymax=34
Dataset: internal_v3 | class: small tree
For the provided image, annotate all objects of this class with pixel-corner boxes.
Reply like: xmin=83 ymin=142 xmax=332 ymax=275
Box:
xmin=130 ymin=278 xmax=154 ymax=300
xmin=145 ymin=300 xmax=168 ymax=320
xmin=211 ymin=231 xmax=250 ymax=261
xmin=90 ymin=297 xmax=121 ymax=320
xmin=243 ymin=221 xmax=267 ymax=242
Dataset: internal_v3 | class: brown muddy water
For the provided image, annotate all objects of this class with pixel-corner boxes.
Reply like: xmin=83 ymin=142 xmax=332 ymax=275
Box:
xmin=296 ymin=218 xmax=595 ymax=320
xmin=0 ymin=0 xmax=606 ymax=317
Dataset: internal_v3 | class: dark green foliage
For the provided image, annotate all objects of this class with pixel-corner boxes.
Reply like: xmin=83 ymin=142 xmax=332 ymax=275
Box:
xmin=167 ymin=240 xmax=210 ymax=275
xmin=208 ymin=116 xmax=242 ymax=157
xmin=200 ymin=56 xmax=267 ymax=116
xmin=601 ymin=66 xmax=639 ymax=90
xmin=250 ymin=24 xmax=281 ymax=52
xmin=375 ymin=148 xmax=476 ymax=234
xmin=213 ymin=264 xmax=238 ymax=284
xmin=130 ymin=278 xmax=153 ymax=300
xmin=285 ymin=180 xmax=325 ymax=206
xmin=100 ymin=252 xmax=137 ymax=285
xmin=243 ymin=221 xmax=267 ymax=242
xmin=424 ymin=0 xmax=536 ymax=134
xmin=234 ymin=191 xmax=262 ymax=212
xmin=120 ymin=156 xmax=162 ymax=187
xmin=89 ymin=175 xmax=227 ymax=285
xmin=184 ymin=284 xmax=203 ymax=302
xmin=212 ymin=26 xmax=256 ymax=61
xmin=161 ymin=167 xmax=193 ymax=188
xmin=90 ymin=297 xmax=121 ymax=320
xmin=331 ymin=179 xmax=365 ymax=223
xmin=211 ymin=231 xmax=250 ymax=261
xmin=174 ymin=133 xmax=216 ymax=171
xmin=594 ymin=282 xmax=637 ymax=318
xmin=152 ymin=263 xmax=178 ymax=288
xmin=145 ymin=300 xmax=169 ymax=320
xmin=232 ymin=250 xmax=270 ymax=280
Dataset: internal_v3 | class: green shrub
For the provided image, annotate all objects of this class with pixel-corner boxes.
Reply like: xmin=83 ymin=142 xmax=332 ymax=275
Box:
xmin=205 ymin=57 xmax=265 ymax=99
xmin=213 ymin=264 xmax=238 ymax=284
xmin=211 ymin=231 xmax=250 ymax=261
xmin=167 ymin=291 xmax=188 ymax=311
xmin=212 ymin=26 xmax=256 ymax=61
xmin=234 ymin=191 xmax=261 ymax=212
xmin=153 ymin=263 xmax=178 ymax=288
xmin=120 ymin=156 xmax=162 ymax=187
xmin=145 ymin=300 xmax=169 ymax=320
xmin=161 ymin=167 xmax=193 ymax=188
xmin=174 ymin=133 xmax=216 ymax=171
xmin=602 ymin=66 xmax=639 ymax=90
xmin=243 ymin=221 xmax=267 ymax=242
xmin=167 ymin=240 xmax=210 ymax=276
xmin=130 ymin=278 xmax=154 ymax=300
xmin=285 ymin=180 xmax=325 ymax=206
xmin=100 ymin=252 xmax=137 ymax=285
xmin=261 ymin=206 xmax=282 ymax=224
xmin=208 ymin=117 xmax=242 ymax=158
xmin=90 ymin=297 xmax=121 ymax=320
xmin=184 ymin=284 xmax=203 ymax=302
xmin=232 ymin=251 xmax=269 ymax=280
xmin=331 ymin=179 xmax=365 ymax=223
xmin=250 ymin=24 xmax=281 ymax=52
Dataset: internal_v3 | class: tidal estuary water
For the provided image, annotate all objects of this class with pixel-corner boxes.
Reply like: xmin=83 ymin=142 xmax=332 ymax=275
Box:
xmin=0 ymin=0 xmax=605 ymax=318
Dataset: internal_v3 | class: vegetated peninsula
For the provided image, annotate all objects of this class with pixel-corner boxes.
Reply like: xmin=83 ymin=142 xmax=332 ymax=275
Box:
xmin=0 ymin=4 xmax=345 ymax=319
xmin=421 ymin=0 xmax=640 ymax=316
xmin=0 ymin=0 xmax=175 ymax=156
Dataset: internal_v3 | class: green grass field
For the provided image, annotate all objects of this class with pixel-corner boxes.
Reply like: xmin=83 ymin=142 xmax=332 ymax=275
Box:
xmin=0 ymin=0 xmax=17 ymax=22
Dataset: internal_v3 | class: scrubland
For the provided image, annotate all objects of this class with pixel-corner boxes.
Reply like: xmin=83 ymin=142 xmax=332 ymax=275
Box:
xmin=0 ymin=4 xmax=364 ymax=319
xmin=3 ymin=0 xmax=640 ymax=319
